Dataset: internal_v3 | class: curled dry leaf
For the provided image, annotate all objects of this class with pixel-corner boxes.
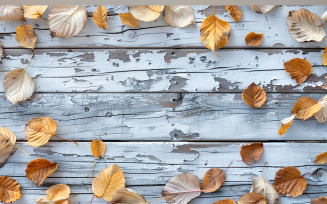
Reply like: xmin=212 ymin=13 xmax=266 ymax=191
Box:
xmin=119 ymin=13 xmax=139 ymax=27
xmin=111 ymin=188 xmax=147 ymax=204
xmin=0 ymin=134 xmax=13 ymax=168
xmin=200 ymin=14 xmax=230 ymax=57
xmin=213 ymin=199 xmax=236 ymax=204
xmin=278 ymin=115 xmax=295 ymax=135
xmin=162 ymin=173 xmax=201 ymax=204
xmin=225 ymin=5 xmax=242 ymax=23
xmin=251 ymin=177 xmax=280 ymax=204
xmin=242 ymin=82 xmax=266 ymax=108
xmin=0 ymin=6 xmax=25 ymax=21
xmin=0 ymin=176 xmax=22 ymax=203
xmin=292 ymin=97 xmax=321 ymax=120
xmin=15 ymin=25 xmax=37 ymax=49
xmin=312 ymin=196 xmax=327 ymax=204
xmin=92 ymin=5 xmax=109 ymax=29
xmin=48 ymin=6 xmax=88 ymax=38
xmin=35 ymin=184 xmax=71 ymax=204
xmin=314 ymin=95 xmax=327 ymax=124
xmin=4 ymin=68 xmax=35 ymax=106
xmin=0 ymin=127 xmax=16 ymax=145
xmin=163 ymin=6 xmax=195 ymax=28
xmin=238 ymin=192 xmax=266 ymax=204
xmin=248 ymin=5 xmax=276 ymax=14
xmin=284 ymin=58 xmax=312 ymax=84
xmin=314 ymin=152 xmax=327 ymax=164
xmin=0 ymin=41 xmax=3 ymax=62
xmin=92 ymin=164 xmax=125 ymax=201
xmin=240 ymin=143 xmax=264 ymax=165
xmin=129 ymin=6 xmax=163 ymax=22
xmin=287 ymin=8 xmax=326 ymax=42
xmin=22 ymin=5 xmax=47 ymax=19
xmin=273 ymin=166 xmax=307 ymax=197
xmin=245 ymin=32 xmax=264 ymax=46
xmin=322 ymin=48 xmax=327 ymax=66
xmin=25 ymin=158 xmax=58 ymax=186
xmin=91 ymin=139 xmax=106 ymax=159
xmin=200 ymin=168 xmax=225 ymax=193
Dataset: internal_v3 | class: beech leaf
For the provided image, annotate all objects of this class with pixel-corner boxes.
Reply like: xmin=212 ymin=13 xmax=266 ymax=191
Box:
xmin=292 ymin=97 xmax=321 ymax=120
xmin=0 ymin=176 xmax=22 ymax=203
xmin=238 ymin=192 xmax=266 ymax=204
xmin=278 ymin=115 xmax=295 ymax=135
xmin=213 ymin=199 xmax=236 ymax=204
xmin=119 ymin=13 xmax=139 ymax=27
xmin=240 ymin=143 xmax=264 ymax=165
xmin=48 ymin=6 xmax=88 ymax=38
xmin=0 ymin=133 xmax=13 ymax=168
xmin=15 ymin=25 xmax=37 ymax=49
xmin=111 ymin=188 xmax=147 ymax=204
xmin=0 ymin=127 xmax=16 ymax=145
xmin=284 ymin=58 xmax=312 ymax=84
xmin=314 ymin=95 xmax=327 ymax=124
xmin=91 ymin=139 xmax=106 ymax=159
xmin=322 ymin=47 xmax=327 ymax=66
xmin=200 ymin=168 xmax=225 ymax=193
xmin=25 ymin=158 xmax=58 ymax=186
xmin=312 ymin=196 xmax=327 ymax=204
xmin=225 ymin=5 xmax=242 ymax=23
xmin=287 ymin=8 xmax=326 ymax=42
xmin=92 ymin=164 xmax=125 ymax=201
xmin=163 ymin=6 xmax=195 ymax=28
xmin=129 ymin=6 xmax=163 ymax=22
xmin=22 ymin=5 xmax=47 ymax=19
xmin=251 ymin=177 xmax=280 ymax=204
xmin=92 ymin=5 xmax=109 ymax=29
xmin=245 ymin=32 xmax=264 ymax=46
xmin=242 ymin=82 xmax=266 ymax=108
xmin=0 ymin=6 xmax=25 ymax=21
xmin=161 ymin=173 xmax=201 ymax=204
xmin=314 ymin=152 xmax=327 ymax=164
xmin=248 ymin=5 xmax=276 ymax=14
xmin=35 ymin=184 xmax=71 ymax=204
xmin=273 ymin=166 xmax=307 ymax=197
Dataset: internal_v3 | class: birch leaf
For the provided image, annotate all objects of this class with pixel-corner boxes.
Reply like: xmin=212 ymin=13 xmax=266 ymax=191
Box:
xmin=0 ymin=127 xmax=16 ymax=145
xmin=34 ymin=184 xmax=71 ymax=204
xmin=129 ymin=6 xmax=163 ymax=22
xmin=312 ymin=196 xmax=327 ymax=204
xmin=238 ymin=192 xmax=266 ymax=204
xmin=22 ymin=5 xmax=47 ymax=19
xmin=48 ymin=5 xmax=88 ymax=38
xmin=111 ymin=188 xmax=148 ymax=204
xmin=92 ymin=5 xmax=108 ymax=29
xmin=161 ymin=173 xmax=201 ymax=204
xmin=278 ymin=115 xmax=295 ymax=135
xmin=200 ymin=168 xmax=225 ymax=193
xmin=0 ymin=6 xmax=25 ymax=21
xmin=322 ymin=47 xmax=327 ymax=66
xmin=314 ymin=95 xmax=327 ymax=124
xmin=242 ymin=82 xmax=266 ymax=108
xmin=225 ymin=5 xmax=242 ymax=23
xmin=251 ymin=177 xmax=280 ymax=204
xmin=15 ymin=25 xmax=37 ymax=49
xmin=3 ymin=68 xmax=35 ymax=106
xmin=163 ymin=6 xmax=195 ymax=28
xmin=0 ymin=134 xmax=13 ymax=168
xmin=200 ymin=14 xmax=230 ymax=57
xmin=284 ymin=58 xmax=312 ymax=84
xmin=0 ymin=41 xmax=3 ymax=62
xmin=292 ymin=97 xmax=321 ymax=120
xmin=119 ymin=13 xmax=139 ymax=27
xmin=314 ymin=152 xmax=327 ymax=164
xmin=0 ymin=176 xmax=22 ymax=203
xmin=91 ymin=139 xmax=106 ymax=159
xmin=240 ymin=143 xmax=264 ymax=165
xmin=245 ymin=32 xmax=264 ymax=46
xmin=214 ymin=199 xmax=236 ymax=204
xmin=248 ymin=5 xmax=276 ymax=14
xmin=25 ymin=158 xmax=58 ymax=186
xmin=287 ymin=8 xmax=326 ymax=42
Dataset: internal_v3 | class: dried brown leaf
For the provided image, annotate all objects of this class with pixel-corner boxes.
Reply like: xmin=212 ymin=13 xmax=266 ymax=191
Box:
xmin=245 ymin=32 xmax=264 ymax=46
xmin=314 ymin=95 xmax=327 ymax=124
xmin=91 ymin=139 xmax=105 ymax=159
xmin=25 ymin=158 xmax=58 ymax=186
xmin=242 ymin=82 xmax=266 ymax=108
xmin=92 ymin=5 xmax=108 ymax=29
xmin=15 ymin=25 xmax=37 ymax=49
xmin=284 ymin=58 xmax=312 ymax=84
xmin=0 ymin=127 xmax=16 ymax=145
xmin=225 ymin=5 xmax=242 ymax=23
xmin=22 ymin=5 xmax=47 ymax=19
xmin=0 ymin=176 xmax=22 ymax=203
xmin=314 ymin=152 xmax=327 ymax=164
xmin=240 ymin=143 xmax=264 ymax=165
xmin=0 ymin=41 xmax=3 ymax=62
xmin=0 ymin=134 xmax=13 ymax=168
xmin=200 ymin=168 xmax=225 ymax=193
xmin=238 ymin=192 xmax=266 ymax=204
xmin=312 ymin=196 xmax=327 ymax=204
xmin=34 ymin=184 xmax=71 ymax=204
xmin=292 ymin=97 xmax=321 ymax=120
xmin=248 ymin=5 xmax=276 ymax=14
xmin=119 ymin=13 xmax=139 ymax=27
xmin=213 ymin=199 xmax=236 ymax=204
xmin=163 ymin=6 xmax=195 ymax=28
xmin=111 ymin=188 xmax=148 ymax=204
xmin=0 ymin=6 xmax=25 ymax=21
xmin=129 ymin=6 xmax=163 ymax=22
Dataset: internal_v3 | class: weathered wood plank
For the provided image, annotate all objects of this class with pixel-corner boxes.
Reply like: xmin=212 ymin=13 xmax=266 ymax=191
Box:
xmin=3 ymin=142 xmax=327 ymax=204
xmin=0 ymin=6 xmax=326 ymax=49
xmin=1 ymin=48 xmax=326 ymax=93
xmin=1 ymin=93 xmax=327 ymax=141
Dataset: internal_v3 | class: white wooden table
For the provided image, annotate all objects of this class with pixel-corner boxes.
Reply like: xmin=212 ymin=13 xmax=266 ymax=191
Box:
xmin=1 ymin=5 xmax=327 ymax=204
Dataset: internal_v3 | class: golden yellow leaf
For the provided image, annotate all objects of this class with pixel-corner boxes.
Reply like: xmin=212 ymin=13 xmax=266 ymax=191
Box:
xmin=92 ymin=164 xmax=125 ymax=201
xmin=0 ymin=134 xmax=13 ymax=168
xmin=214 ymin=199 xmax=236 ymax=204
xmin=119 ymin=13 xmax=139 ymax=27
xmin=314 ymin=95 xmax=327 ymax=124
xmin=0 ymin=6 xmax=25 ymax=21
xmin=200 ymin=14 xmax=230 ymax=57
xmin=25 ymin=158 xmax=58 ymax=186
xmin=242 ymin=82 xmax=266 ymax=108
xmin=163 ymin=6 xmax=195 ymax=28
xmin=292 ymin=97 xmax=321 ymax=120
xmin=314 ymin=152 xmax=327 ymax=164
xmin=278 ymin=115 xmax=295 ymax=135
xmin=129 ymin=6 xmax=163 ymax=22
xmin=240 ymin=143 xmax=264 ymax=165
xmin=92 ymin=5 xmax=108 ymax=29
xmin=111 ymin=188 xmax=147 ymax=204
xmin=0 ymin=176 xmax=22 ymax=203
xmin=284 ymin=58 xmax=312 ymax=84
xmin=22 ymin=5 xmax=47 ymax=19
xmin=238 ymin=192 xmax=266 ymax=204
xmin=91 ymin=139 xmax=106 ymax=159
xmin=322 ymin=47 xmax=327 ymax=66
xmin=15 ymin=25 xmax=37 ymax=49
xmin=200 ymin=168 xmax=225 ymax=193
xmin=248 ymin=5 xmax=276 ymax=14
xmin=35 ymin=184 xmax=71 ymax=204
xmin=0 ymin=127 xmax=16 ymax=145
xmin=225 ymin=5 xmax=242 ymax=23
xmin=245 ymin=32 xmax=264 ymax=46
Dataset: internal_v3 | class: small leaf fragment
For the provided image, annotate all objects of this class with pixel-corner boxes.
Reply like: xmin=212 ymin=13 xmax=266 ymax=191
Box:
xmin=200 ymin=168 xmax=225 ymax=193
xmin=238 ymin=192 xmax=266 ymax=204
xmin=284 ymin=58 xmax=312 ymax=84
xmin=322 ymin=11 xmax=327 ymax=21
xmin=0 ymin=6 xmax=25 ymax=21
xmin=22 ymin=5 xmax=47 ymax=19
xmin=240 ymin=143 xmax=264 ymax=165
xmin=278 ymin=115 xmax=295 ymax=135
xmin=0 ymin=176 xmax=22 ymax=203
xmin=111 ymin=188 xmax=147 ymax=204
xmin=242 ymin=82 xmax=266 ymax=108
xmin=15 ymin=25 xmax=37 ymax=49
xmin=225 ymin=5 xmax=242 ymax=23
xmin=91 ymin=139 xmax=106 ymax=159
xmin=312 ymin=196 xmax=327 ymax=204
xmin=292 ymin=97 xmax=321 ymax=120
xmin=25 ymin=158 xmax=58 ymax=186
xmin=34 ymin=184 xmax=71 ymax=204
xmin=322 ymin=47 xmax=327 ymax=66
xmin=0 ymin=41 xmax=3 ymax=62
xmin=314 ymin=152 xmax=327 ymax=164
xmin=163 ymin=6 xmax=195 ymax=28
xmin=213 ymin=199 xmax=236 ymax=204
xmin=314 ymin=95 xmax=327 ymax=124
xmin=0 ymin=134 xmax=13 ymax=168
xmin=119 ymin=13 xmax=139 ymax=27
xmin=248 ymin=5 xmax=276 ymax=14
xmin=245 ymin=32 xmax=263 ymax=46
xmin=129 ymin=6 xmax=163 ymax=22
xmin=92 ymin=5 xmax=109 ymax=29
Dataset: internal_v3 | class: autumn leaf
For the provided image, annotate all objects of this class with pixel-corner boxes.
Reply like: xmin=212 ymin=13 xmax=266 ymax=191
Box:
xmin=0 ymin=127 xmax=16 ymax=145
xmin=111 ymin=188 xmax=147 ymax=204
xmin=312 ymin=196 xmax=327 ymax=204
xmin=0 ymin=176 xmax=22 ymax=203
xmin=292 ymin=97 xmax=321 ymax=120
xmin=314 ymin=152 xmax=327 ymax=164
xmin=242 ymin=82 xmax=266 ymax=108
xmin=162 ymin=173 xmax=201 ymax=204
xmin=25 ymin=158 xmax=58 ymax=186
xmin=200 ymin=168 xmax=225 ymax=193
xmin=273 ymin=166 xmax=307 ymax=197
xmin=129 ymin=6 xmax=164 ymax=22
xmin=15 ymin=25 xmax=37 ymax=49
xmin=22 ymin=5 xmax=47 ymax=19
xmin=200 ymin=14 xmax=230 ymax=57
xmin=225 ymin=5 xmax=242 ymax=23
xmin=0 ymin=133 xmax=13 ymax=168
xmin=92 ymin=5 xmax=109 ymax=29
xmin=322 ymin=11 xmax=327 ymax=21
xmin=322 ymin=47 xmax=327 ymax=66
xmin=238 ymin=192 xmax=266 ymax=204
xmin=0 ymin=6 xmax=25 ymax=21
xmin=48 ymin=6 xmax=88 ymax=38
xmin=92 ymin=164 xmax=125 ymax=201
xmin=35 ymin=184 xmax=71 ymax=204
xmin=287 ymin=9 xmax=326 ymax=42
xmin=248 ymin=5 xmax=276 ymax=14
xmin=245 ymin=32 xmax=264 ymax=46
xmin=25 ymin=117 xmax=78 ymax=147
xmin=91 ymin=139 xmax=105 ymax=159
xmin=278 ymin=115 xmax=295 ymax=135
xmin=240 ymin=143 xmax=263 ymax=165
xmin=284 ymin=58 xmax=312 ymax=84
xmin=163 ymin=6 xmax=195 ymax=28
xmin=0 ymin=41 xmax=3 ymax=62
xmin=213 ymin=199 xmax=236 ymax=204
xmin=119 ymin=13 xmax=139 ymax=27
xmin=314 ymin=95 xmax=327 ymax=124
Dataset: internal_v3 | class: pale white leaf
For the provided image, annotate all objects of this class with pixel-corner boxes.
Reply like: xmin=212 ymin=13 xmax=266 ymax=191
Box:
xmin=163 ymin=6 xmax=195 ymax=28
xmin=314 ymin=95 xmax=327 ymax=124
xmin=248 ymin=5 xmax=276 ymax=14
xmin=322 ymin=11 xmax=327 ymax=21
xmin=251 ymin=177 xmax=280 ymax=204
xmin=280 ymin=115 xmax=295 ymax=125
xmin=0 ymin=6 xmax=24 ymax=21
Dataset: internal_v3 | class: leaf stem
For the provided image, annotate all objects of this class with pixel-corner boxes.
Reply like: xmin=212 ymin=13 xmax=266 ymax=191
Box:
xmin=302 ymin=172 xmax=315 ymax=177
xmin=224 ymin=162 xmax=233 ymax=171
xmin=14 ymin=145 xmax=29 ymax=156
xmin=262 ymin=161 xmax=267 ymax=177
xmin=318 ymin=21 xmax=327 ymax=27
xmin=90 ymin=194 xmax=95 ymax=204
xmin=92 ymin=135 xmax=98 ymax=141
xmin=308 ymin=76 xmax=321 ymax=88
xmin=276 ymin=6 xmax=288 ymax=14
xmin=53 ymin=135 xmax=78 ymax=146
xmin=92 ymin=162 xmax=96 ymax=178
xmin=24 ymin=52 xmax=34 ymax=71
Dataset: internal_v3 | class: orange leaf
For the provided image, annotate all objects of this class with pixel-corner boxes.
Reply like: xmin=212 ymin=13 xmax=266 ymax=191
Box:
xmin=284 ymin=58 xmax=312 ymax=84
xmin=273 ymin=166 xmax=307 ymax=197
xmin=312 ymin=196 xmax=327 ymax=204
xmin=242 ymin=82 xmax=266 ymax=108
xmin=91 ymin=139 xmax=106 ymax=159
xmin=214 ymin=199 xmax=236 ymax=204
xmin=240 ymin=143 xmax=264 ymax=165
xmin=238 ymin=192 xmax=266 ymax=204
xmin=119 ymin=13 xmax=139 ymax=27
xmin=200 ymin=168 xmax=225 ymax=193
xmin=15 ymin=24 xmax=37 ymax=49
xmin=314 ymin=152 xmax=327 ymax=164
xmin=323 ymin=47 xmax=327 ymax=66
xmin=291 ymin=97 xmax=321 ymax=120
xmin=25 ymin=158 xmax=58 ymax=186
xmin=92 ymin=5 xmax=108 ymax=29
xmin=225 ymin=5 xmax=242 ymax=23
xmin=0 ymin=176 xmax=22 ymax=203
xmin=278 ymin=115 xmax=295 ymax=135
xmin=245 ymin=32 xmax=264 ymax=46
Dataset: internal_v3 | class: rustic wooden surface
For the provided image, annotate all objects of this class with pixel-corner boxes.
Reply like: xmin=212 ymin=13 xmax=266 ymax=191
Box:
xmin=0 ymin=5 xmax=327 ymax=204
